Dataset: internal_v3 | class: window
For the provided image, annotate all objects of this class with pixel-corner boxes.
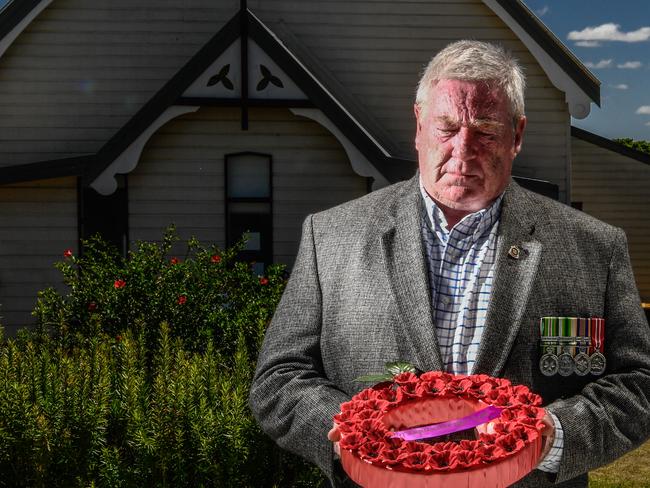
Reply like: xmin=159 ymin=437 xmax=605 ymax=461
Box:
xmin=225 ymin=152 xmax=272 ymax=275
xmin=78 ymin=175 xmax=129 ymax=258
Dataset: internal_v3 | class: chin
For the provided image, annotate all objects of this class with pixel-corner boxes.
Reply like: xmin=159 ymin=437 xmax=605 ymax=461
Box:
xmin=437 ymin=187 xmax=491 ymax=211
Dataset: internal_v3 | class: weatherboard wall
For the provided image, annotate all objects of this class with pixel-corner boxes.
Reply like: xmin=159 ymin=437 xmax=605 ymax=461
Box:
xmin=0 ymin=176 xmax=77 ymax=330
xmin=0 ymin=0 xmax=237 ymax=166
xmin=128 ymin=106 xmax=367 ymax=265
xmin=0 ymin=0 xmax=571 ymax=200
xmin=571 ymin=137 xmax=650 ymax=301
xmin=252 ymin=0 xmax=571 ymax=201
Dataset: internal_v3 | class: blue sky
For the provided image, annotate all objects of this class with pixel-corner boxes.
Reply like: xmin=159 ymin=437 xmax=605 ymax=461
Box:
xmin=522 ymin=0 xmax=650 ymax=141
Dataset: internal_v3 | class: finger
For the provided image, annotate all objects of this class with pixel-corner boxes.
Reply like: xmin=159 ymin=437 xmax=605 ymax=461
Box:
xmin=328 ymin=425 xmax=341 ymax=442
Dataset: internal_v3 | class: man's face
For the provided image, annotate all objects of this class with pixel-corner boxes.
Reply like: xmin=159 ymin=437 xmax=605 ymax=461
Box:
xmin=414 ymin=79 xmax=526 ymax=212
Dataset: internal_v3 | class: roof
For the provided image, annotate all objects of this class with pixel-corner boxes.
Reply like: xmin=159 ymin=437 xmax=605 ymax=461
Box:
xmin=571 ymin=126 xmax=650 ymax=166
xmin=0 ymin=2 xmax=574 ymax=198
xmin=491 ymin=0 xmax=600 ymax=106
xmin=0 ymin=8 xmax=415 ymax=188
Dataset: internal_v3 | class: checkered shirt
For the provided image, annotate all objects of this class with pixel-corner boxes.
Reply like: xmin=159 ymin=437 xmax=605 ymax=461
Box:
xmin=419 ymin=180 xmax=563 ymax=473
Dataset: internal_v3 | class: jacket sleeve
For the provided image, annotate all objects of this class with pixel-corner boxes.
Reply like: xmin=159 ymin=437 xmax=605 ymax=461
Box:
xmin=547 ymin=228 xmax=650 ymax=483
xmin=249 ymin=214 xmax=349 ymax=482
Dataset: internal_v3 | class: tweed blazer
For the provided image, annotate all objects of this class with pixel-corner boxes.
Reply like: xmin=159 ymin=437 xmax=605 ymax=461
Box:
xmin=250 ymin=175 xmax=650 ymax=487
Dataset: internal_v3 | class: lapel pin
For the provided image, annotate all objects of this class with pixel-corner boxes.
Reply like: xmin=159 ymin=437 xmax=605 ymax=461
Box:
xmin=508 ymin=245 xmax=521 ymax=259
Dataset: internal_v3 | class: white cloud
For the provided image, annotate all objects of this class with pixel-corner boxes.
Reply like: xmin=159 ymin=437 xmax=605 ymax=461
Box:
xmin=617 ymin=61 xmax=642 ymax=69
xmin=584 ymin=59 xmax=613 ymax=69
xmin=636 ymin=106 xmax=650 ymax=114
xmin=536 ymin=6 xmax=549 ymax=16
xmin=575 ymin=40 xmax=601 ymax=47
xmin=611 ymin=84 xmax=629 ymax=90
xmin=568 ymin=23 xmax=650 ymax=42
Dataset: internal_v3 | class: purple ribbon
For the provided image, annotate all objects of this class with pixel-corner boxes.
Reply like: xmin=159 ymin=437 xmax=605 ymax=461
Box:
xmin=391 ymin=405 xmax=502 ymax=441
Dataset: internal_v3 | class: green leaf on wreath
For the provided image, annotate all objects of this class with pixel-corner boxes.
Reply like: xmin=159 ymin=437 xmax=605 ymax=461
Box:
xmin=385 ymin=361 xmax=417 ymax=376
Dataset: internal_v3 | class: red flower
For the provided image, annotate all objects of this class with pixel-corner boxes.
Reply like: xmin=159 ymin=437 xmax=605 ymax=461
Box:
xmin=63 ymin=249 xmax=73 ymax=258
xmin=416 ymin=378 xmax=447 ymax=397
xmin=495 ymin=433 xmax=525 ymax=453
xmin=393 ymin=372 xmax=418 ymax=386
xmin=114 ymin=279 xmax=126 ymax=289
xmin=259 ymin=277 xmax=269 ymax=285
xmin=455 ymin=449 xmax=482 ymax=468
xmin=170 ymin=257 xmax=179 ymax=265
xmin=401 ymin=452 xmax=430 ymax=471
xmin=115 ymin=335 xmax=122 ymax=342
xmin=420 ymin=371 xmax=452 ymax=383
xmin=87 ymin=302 xmax=97 ymax=312
xmin=361 ymin=399 xmax=389 ymax=412
xmin=177 ymin=295 xmax=187 ymax=305
xmin=429 ymin=450 xmax=459 ymax=470
xmin=358 ymin=441 xmax=383 ymax=461
xmin=377 ymin=448 xmax=405 ymax=466
xmin=339 ymin=432 xmax=365 ymax=450
xmin=211 ymin=254 xmax=221 ymax=263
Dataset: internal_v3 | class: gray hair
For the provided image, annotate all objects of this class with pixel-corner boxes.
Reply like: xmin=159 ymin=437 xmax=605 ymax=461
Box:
xmin=415 ymin=40 xmax=526 ymax=121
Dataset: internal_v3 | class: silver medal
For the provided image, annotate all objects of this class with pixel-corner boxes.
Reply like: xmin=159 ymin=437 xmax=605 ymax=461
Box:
xmin=557 ymin=352 xmax=575 ymax=376
xmin=573 ymin=352 xmax=590 ymax=376
xmin=539 ymin=353 xmax=559 ymax=376
xmin=589 ymin=351 xmax=606 ymax=375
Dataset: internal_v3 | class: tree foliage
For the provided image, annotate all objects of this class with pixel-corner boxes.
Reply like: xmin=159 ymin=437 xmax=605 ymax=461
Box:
xmin=0 ymin=228 xmax=325 ymax=487
xmin=613 ymin=138 xmax=650 ymax=155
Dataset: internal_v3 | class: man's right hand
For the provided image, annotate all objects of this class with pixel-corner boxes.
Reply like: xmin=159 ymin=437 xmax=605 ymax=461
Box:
xmin=328 ymin=423 xmax=341 ymax=457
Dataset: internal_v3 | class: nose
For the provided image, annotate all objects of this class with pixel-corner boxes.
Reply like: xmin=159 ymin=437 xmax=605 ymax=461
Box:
xmin=451 ymin=127 xmax=477 ymax=160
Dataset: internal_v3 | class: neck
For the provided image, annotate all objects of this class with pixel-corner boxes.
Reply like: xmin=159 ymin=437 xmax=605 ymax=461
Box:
xmin=435 ymin=201 xmax=473 ymax=230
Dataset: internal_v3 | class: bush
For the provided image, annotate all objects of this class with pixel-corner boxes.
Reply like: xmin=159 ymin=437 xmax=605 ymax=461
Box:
xmin=0 ymin=229 xmax=326 ymax=487
xmin=33 ymin=226 xmax=284 ymax=356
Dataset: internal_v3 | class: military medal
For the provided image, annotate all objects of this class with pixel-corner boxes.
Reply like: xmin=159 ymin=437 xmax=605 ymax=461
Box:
xmin=589 ymin=318 xmax=606 ymax=375
xmin=556 ymin=317 xmax=575 ymax=376
xmin=539 ymin=317 xmax=559 ymax=376
xmin=573 ymin=318 xmax=591 ymax=376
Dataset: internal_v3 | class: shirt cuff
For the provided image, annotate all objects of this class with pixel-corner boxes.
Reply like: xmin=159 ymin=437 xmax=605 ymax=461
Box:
xmin=536 ymin=410 xmax=564 ymax=473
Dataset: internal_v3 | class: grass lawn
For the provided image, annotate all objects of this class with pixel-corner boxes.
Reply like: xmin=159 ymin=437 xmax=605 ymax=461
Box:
xmin=589 ymin=439 xmax=650 ymax=487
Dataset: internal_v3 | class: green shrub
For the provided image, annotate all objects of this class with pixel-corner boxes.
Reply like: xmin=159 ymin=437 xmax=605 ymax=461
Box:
xmin=0 ymin=229 xmax=326 ymax=487
xmin=0 ymin=325 xmax=323 ymax=487
xmin=33 ymin=226 xmax=285 ymax=356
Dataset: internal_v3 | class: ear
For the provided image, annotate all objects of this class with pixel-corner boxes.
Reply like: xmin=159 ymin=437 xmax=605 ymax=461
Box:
xmin=414 ymin=103 xmax=423 ymax=150
xmin=513 ymin=116 xmax=527 ymax=156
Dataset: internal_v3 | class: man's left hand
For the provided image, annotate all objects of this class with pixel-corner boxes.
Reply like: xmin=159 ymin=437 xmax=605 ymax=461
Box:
xmin=538 ymin=410 xmax=556 ymax=463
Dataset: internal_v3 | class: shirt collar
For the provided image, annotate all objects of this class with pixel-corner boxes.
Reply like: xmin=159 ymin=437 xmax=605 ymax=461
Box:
xmin=419 ymin=177 xmax=503 ymax=244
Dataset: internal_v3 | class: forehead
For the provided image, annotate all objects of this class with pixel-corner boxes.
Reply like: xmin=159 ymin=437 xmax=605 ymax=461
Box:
xmin=426 ymin=79 xmax=509 ymax=121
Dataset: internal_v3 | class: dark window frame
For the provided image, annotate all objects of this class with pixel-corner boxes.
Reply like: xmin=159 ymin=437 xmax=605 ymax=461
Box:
xmin=224 ymin=151 xmax=273 ymax=271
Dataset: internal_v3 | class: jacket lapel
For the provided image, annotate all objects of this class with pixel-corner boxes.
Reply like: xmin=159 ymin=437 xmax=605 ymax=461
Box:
xmin=472 ymin=181 xmax=543 ymax=376
xmin=380 ymin=176 xmax=444 ymax=371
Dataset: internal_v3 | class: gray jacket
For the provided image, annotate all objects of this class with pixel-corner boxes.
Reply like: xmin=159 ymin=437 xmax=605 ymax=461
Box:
xmin=250 ymin=175 xmax=650 ymax=487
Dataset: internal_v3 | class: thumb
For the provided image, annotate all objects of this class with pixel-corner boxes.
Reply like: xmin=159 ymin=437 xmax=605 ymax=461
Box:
xmin=328 ymin=424 xmax=341 ymax=442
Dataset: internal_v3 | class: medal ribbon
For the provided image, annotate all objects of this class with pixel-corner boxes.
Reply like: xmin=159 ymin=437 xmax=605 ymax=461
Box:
xmin=590 ymin=318 xmax=605 ymax=353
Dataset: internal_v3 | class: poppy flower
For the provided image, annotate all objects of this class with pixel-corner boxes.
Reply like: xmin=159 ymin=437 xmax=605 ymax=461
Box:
xmin=170 ymin=257 xmax=179 ymax=265
xmin=63 ymin=249 xmax=73 ymax=258
xmin=401 ymin=452 xmax=430 ymax=471
xmin=114 ymin=279 xmax=126 ymax=289
xmin=259 ymin=277 xmax=269 ymax=285
xmin=211 ymin=254 xmax=221 ymax=263
xmin=178 ymin=295 xmax=187 ymax=305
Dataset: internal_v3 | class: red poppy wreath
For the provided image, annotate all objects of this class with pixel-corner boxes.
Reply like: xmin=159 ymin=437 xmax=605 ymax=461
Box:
xmin=334 ymin=366 xmax=545 ymax=488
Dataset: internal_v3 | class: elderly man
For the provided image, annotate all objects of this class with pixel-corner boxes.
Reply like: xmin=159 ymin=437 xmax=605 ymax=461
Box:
xmin=249 ymin=40 xmax=650 ymax=487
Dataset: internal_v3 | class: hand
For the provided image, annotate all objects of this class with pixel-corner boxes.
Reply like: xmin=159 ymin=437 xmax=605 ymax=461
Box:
xmin=328 ymin=422 xmax=341 ymax=458
xmin=537 ymin=410 xmax=556 ymax=464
